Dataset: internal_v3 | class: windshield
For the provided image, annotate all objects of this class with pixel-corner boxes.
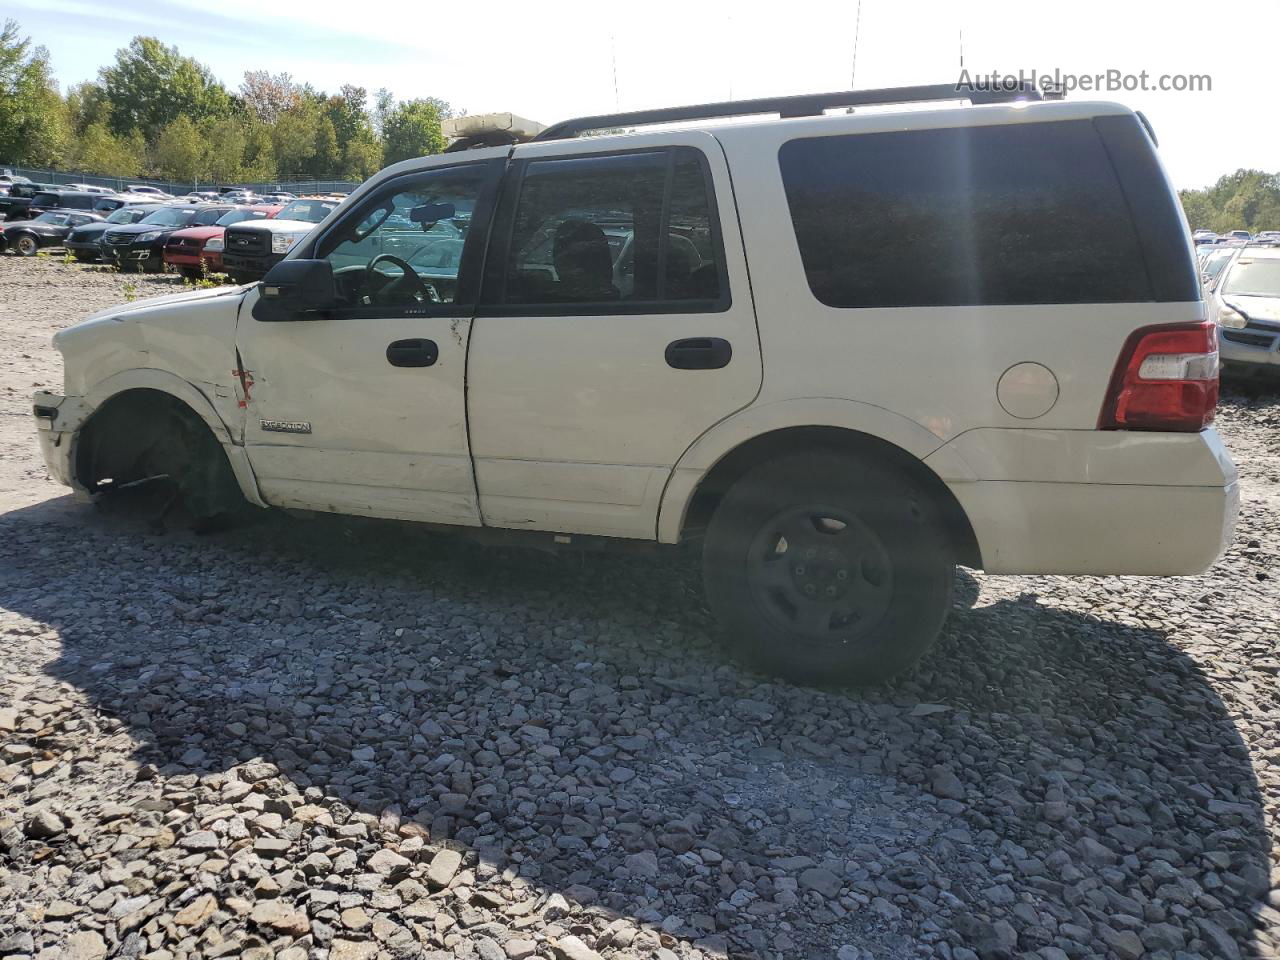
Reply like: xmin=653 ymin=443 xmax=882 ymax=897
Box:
xmin=33 ymin=212 xmax=70 ymax=225
xmin=278 ymin=199 xmax=337 ymax=223
xmin=217 ymin=208 xmax=268 ymax=226
xmin=1222 ymin=259 xmax=1280 ymax=298
xmin=139 ymin=208 xmax=197 ymax=227
xmin=1203 ymin=249 xmax=1235 ymax=280
xmin=106 ymin=207 xmax=143 ymax=224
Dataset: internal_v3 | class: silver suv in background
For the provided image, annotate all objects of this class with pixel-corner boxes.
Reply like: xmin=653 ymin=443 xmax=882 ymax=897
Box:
xmin=1210 ymin=245 xmax=1280 ymax=374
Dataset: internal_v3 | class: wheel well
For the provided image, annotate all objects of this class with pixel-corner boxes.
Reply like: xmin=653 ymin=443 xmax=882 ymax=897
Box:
xmin=678 ymin=426 xmax=982 ymax=568
xmin=73 ymin=389 xmax=243 ymax=521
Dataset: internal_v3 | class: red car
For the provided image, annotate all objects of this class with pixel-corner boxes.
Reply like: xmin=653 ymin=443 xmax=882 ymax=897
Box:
xmin=163 ymin=205 xmax=281 ymax=279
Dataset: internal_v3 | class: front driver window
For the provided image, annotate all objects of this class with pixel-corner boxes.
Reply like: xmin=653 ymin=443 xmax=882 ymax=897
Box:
xmin=321 ymin=167 xmax=485 ymax=308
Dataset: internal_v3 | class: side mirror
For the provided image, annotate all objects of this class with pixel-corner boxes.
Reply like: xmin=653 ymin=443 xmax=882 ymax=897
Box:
xmin=251 ymin=259 xmax=336 ymax=322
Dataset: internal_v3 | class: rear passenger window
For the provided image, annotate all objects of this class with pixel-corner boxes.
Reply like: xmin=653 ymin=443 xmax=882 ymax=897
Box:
xmin=499 ymin=147 xmax=724 ymax=308
xmin=779 ymin=120 xmax=1151 ymax=307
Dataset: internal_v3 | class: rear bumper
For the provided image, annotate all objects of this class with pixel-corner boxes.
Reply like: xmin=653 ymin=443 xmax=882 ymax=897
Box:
xmin=930 ymin=427 xmax=1238 ymax=575
xmin=948 ymin=478 xmax=1237 ymax=574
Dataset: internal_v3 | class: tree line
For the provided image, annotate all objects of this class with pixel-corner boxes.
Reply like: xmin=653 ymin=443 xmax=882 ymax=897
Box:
xmin=1179 ymin=170 xmax=1280 ymax=235
xmin=0 ymin=19 xmax=454 ymax=184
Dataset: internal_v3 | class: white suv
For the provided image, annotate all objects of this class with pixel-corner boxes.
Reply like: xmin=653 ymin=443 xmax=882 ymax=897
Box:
xmin=33 ymin=85 xmax=1238 ymax=684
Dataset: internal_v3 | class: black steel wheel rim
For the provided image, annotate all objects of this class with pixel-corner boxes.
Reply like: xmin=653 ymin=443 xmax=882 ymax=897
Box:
xmin=745 ymin=503 xmax=893 ymax=643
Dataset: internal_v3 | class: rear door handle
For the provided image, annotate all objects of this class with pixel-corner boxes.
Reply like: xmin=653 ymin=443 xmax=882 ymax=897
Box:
xmin=665 ymin=337 xmax=732 ymax=370
xmin=386 ymin=338 xmax=438 ymax=367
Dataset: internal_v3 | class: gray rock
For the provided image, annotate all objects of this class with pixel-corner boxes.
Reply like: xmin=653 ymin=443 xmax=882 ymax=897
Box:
xmin=23 ymin=808 xmax=65 ymax=839
xmin=799 ymin=866 xmax=843 ymax=898
xmin=427 ymin=848 xmax=462 ymax=888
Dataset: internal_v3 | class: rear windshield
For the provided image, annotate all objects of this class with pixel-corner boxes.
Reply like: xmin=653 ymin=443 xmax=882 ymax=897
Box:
xmin=32 ymin=193 xmax=61 ymax=206
xmin=1222 ymin=259 xmax=1280 ymax=298
xmin=779 ymin=118 xmax=1188 ymax=307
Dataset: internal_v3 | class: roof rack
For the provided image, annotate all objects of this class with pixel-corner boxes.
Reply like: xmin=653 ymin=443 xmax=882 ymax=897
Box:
xmin=534 ymin=83 xmax=1044 ymax=142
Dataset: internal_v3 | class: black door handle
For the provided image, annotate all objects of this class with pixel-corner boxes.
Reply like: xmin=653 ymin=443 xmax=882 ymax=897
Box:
xmin=665 ymin=337 xmax=732 ymax=370
xmin=386 ymin=338 xmax=438 ymax=367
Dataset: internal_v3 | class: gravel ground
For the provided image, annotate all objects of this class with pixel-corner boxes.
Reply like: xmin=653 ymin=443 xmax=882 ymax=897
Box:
xmin=1 ymin=256 xmax=1279 ymax=960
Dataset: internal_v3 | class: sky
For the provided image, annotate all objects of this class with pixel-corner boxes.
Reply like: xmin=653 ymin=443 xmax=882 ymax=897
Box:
xmin=7 ymin=0 xmax=1276 ymax=190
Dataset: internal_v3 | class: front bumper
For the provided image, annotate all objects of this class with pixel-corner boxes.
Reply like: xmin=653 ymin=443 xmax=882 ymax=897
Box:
xmin=65 ymin=239 xmax=102 ymax=258
xmin=164 ymin=246 xmax=203 ymax=268
xmin=221 ymin=251 xmax=284 ymax=277
xmin=1219 ymin=324 xmax=1280 ymax=369
xmin=33 ymin=392 xmax=93 ymax=494
xmin=103 ymin=241 xmax=161 ymax=264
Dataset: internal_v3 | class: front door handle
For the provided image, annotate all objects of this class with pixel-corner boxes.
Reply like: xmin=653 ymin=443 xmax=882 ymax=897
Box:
xmin=665 ymin=337 xmax=732 ymax=370
xmin=386 ymin=338 xmax=438 ymax=367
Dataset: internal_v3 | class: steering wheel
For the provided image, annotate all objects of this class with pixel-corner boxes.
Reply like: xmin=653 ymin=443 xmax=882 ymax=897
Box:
xmin=365 ymin=253 xmax=437 ymax=303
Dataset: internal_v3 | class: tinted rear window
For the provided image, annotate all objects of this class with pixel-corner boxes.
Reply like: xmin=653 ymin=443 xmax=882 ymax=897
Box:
xmin=779 ymin=120 xmax=1155 ymax=307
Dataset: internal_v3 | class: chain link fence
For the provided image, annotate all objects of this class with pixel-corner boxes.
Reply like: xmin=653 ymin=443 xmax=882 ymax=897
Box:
xmin=0 ymin=163 xmax=361 ymax=197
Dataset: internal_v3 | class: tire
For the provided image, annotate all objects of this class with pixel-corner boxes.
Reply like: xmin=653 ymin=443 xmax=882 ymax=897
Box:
xmin=228 ymin=272 xmax=253 ymax=285
xmin=142 ymin=252 xmax=164 ymax=273
xmin=180 ymin=268 xmax=202 ymax=281
xmin=701 ymin=451 xmax=955 ymax=686
xmin=14 ymin=234 xmax=38 ymax=257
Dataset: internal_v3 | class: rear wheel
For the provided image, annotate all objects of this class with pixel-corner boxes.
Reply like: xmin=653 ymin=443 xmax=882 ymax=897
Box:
xmin=14 ymin=234 xmax=38 ymax=257
xmin=702 ymin=451 xmax=954 ymax=685
xmin=180 ymin=267 xmax=202 ymax=281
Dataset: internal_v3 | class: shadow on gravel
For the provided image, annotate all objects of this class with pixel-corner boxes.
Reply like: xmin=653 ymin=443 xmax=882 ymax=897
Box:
xmin=4 ymin=499 xmax=1271 ymax=959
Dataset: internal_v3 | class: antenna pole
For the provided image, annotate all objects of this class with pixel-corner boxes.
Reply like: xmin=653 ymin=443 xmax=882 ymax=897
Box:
xmin=611 ymin=35 xmax=620 ymax=110
xmin=959 ymin=27 xmax=964 ymax=71
xmin=850 ymin=0 xmax=862 ymax=87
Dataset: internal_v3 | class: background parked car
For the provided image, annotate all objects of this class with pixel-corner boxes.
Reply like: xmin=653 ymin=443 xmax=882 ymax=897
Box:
xmin=0 ymin=210 xmax=104 ymax=256
xmin=164 ymin=205 xmax=281 ymax=279
xmin=100 ymin=204 xmax=235 ymax=272
xmin=26 ymin=190 xmax=108 ymax=218
xmin=1210 ymin=245 xmax=1280 ymax=375
xmin=1199 ymin=245 xmax=1239 ymax=286
xmin=179 ymin=191 xmax=220 ymax=203
xmin=65 ymin=203 xmax=173 ymax=262
xmin=123 ymin=185 xmax=171 ymax=198
xmin=0 ymin=182 xmax=61 ymax=220
xmin=221 ymin=196 xmax=340 ymax=282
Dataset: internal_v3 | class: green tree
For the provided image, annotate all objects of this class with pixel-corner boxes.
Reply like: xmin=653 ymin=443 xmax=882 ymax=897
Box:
xmin=100 ymin=36 xmax=232 ymax=136
xmin=0 ymin=19 xmax=68 ymax=165
xmin=154 ymin=115 xmax=204 ymax=181
xmin=68 ymin=121 xmax=142 ymax=176
xmin=203 ymin=116 xmax=248 ymax=182
xmin=381 ymin=97 xmax=450 ymax=165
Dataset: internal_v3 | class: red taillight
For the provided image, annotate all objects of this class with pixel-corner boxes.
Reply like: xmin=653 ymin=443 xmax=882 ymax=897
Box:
xmin=1099 ymin=321 xmax=1219 ymax=432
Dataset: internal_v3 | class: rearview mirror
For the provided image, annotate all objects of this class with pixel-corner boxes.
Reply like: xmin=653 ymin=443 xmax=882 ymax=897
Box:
xmin=251 ymin=259 xmax=336 ymax=322
xmin=410 ymin=202 xmax=455 ymax=229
